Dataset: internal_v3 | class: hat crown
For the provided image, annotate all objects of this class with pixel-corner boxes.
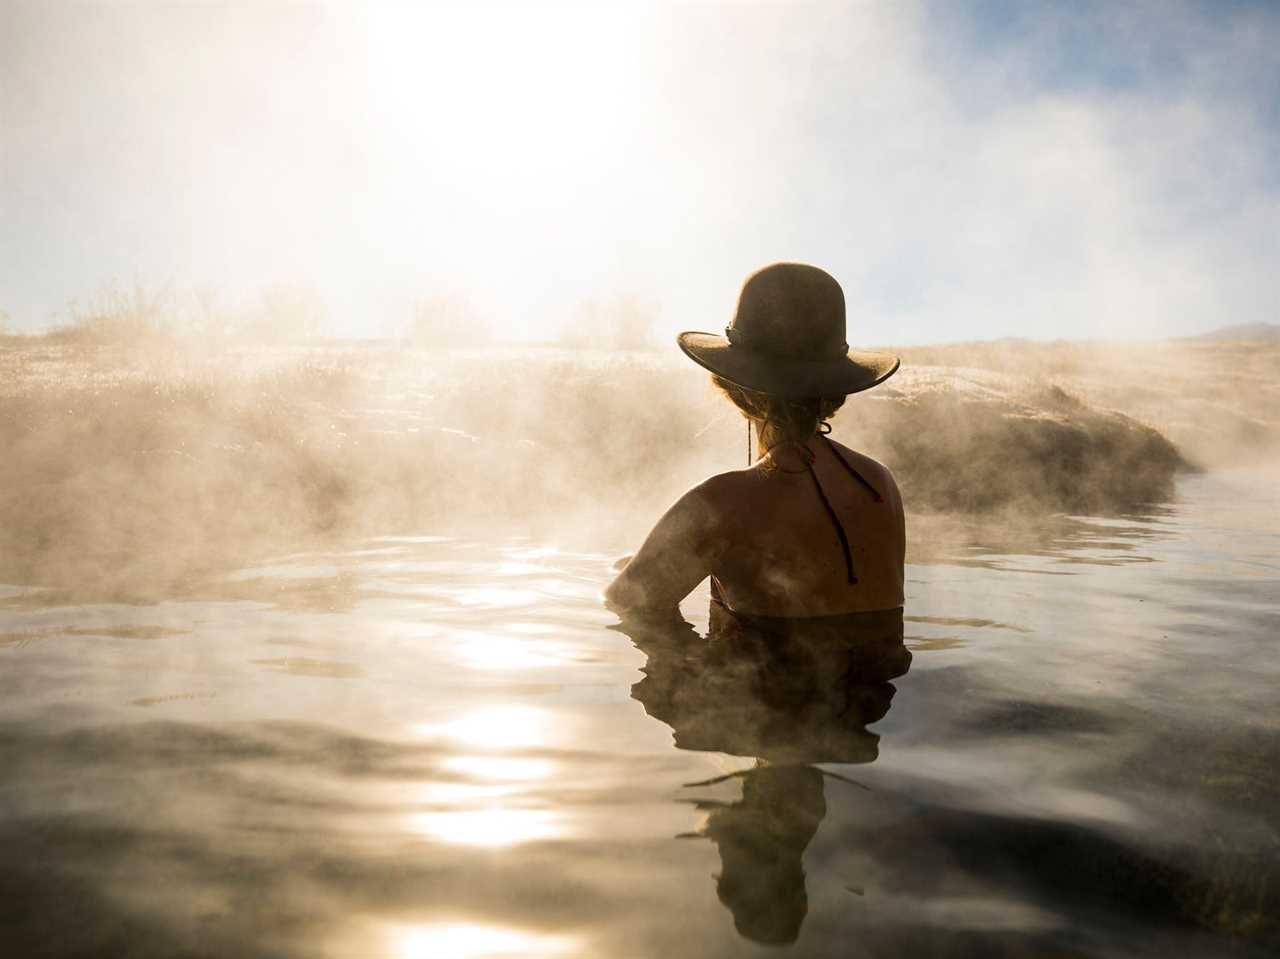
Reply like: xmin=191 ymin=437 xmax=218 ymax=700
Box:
xmin=730 ymin=263 xmax=848 ymax=360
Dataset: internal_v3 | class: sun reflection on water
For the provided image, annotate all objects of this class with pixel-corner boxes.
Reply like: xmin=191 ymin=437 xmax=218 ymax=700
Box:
xmin=407 ymin=705 xmax=562 ymax=847
xmin=393 ymin=922 xmax=574 ymax=959
xmin=416 ymin=705 xmax=552 ymax=749
xmin=415 ymin=782 xmax=514 ymax=804
xmin=408 ymin=808 xmax=561 ymax=847
xmin=451 ymin=587 xmax=541 ymax=608
xmin=459 ymin=635 xmax=564 ymax=670
xmin=503 ymin=622 xmax=558 ymax=634
xmin=445 ymin=756 xmax=554 ymax=780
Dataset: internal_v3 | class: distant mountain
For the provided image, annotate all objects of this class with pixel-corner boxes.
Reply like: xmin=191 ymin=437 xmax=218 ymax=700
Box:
xmin=1196 ymin=322 xmax=1280 ymax=341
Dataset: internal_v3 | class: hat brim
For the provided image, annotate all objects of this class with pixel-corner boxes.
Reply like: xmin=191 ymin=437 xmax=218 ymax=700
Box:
xmin=677 ymin=331 xmax=900 ymax=397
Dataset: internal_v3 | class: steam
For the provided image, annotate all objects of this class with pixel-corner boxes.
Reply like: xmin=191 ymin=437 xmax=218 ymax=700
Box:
xmin=1 ymin=327 xmax=1274 ymax=599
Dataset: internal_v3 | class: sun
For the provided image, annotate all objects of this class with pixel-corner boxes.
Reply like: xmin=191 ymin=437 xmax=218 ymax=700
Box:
xmin=359 ymin=2 xmax=660 ymax=340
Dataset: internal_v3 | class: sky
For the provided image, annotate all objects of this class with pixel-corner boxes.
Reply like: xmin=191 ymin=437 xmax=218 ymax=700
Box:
xmin=1 ymin=0 xmax=1277 ymax=343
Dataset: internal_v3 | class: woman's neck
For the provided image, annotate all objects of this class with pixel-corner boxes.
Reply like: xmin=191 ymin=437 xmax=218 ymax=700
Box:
xmin=754 ymin=421 xmax=817 ymax=470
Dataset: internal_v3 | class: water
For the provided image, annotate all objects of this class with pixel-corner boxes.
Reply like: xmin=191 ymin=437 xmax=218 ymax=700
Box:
xmin=1 ymin=470 xmax=1276 ymax=958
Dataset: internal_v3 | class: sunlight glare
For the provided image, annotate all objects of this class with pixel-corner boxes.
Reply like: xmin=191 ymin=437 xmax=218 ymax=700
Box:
xmin=445 ymin=756 xmax=554 ymax=781
xmin=503 ymin=622 xmax=558 ymax=635
xmin=393 ymin=922 xmax=574 ymax=959
xmin=415 ymin=705 xmax=551 ymax=749
xmin=460 ymin=635 xmax=562 ymax=670
xmin=452 ymin=587 xmax=540 ymax=608
xmin=409 ymin=808 xmax=560 ymax=847
xmin=415 ymin=782 xmax=513 ymax=804
xmin=362 ymin=2 xmax=659 ymax=340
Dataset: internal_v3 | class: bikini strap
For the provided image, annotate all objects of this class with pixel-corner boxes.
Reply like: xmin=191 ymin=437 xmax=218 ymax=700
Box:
xmin=806 ymin=435 xmax=886 ymax=586
xmin=820 ymin=434 xmax=884 ymax=502
xmin=805 ymin=459 xmax=858 ymax=584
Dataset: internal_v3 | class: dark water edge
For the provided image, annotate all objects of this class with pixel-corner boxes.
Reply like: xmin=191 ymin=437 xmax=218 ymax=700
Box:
xmin=0 ymin=470 xmax=1277 ymax=958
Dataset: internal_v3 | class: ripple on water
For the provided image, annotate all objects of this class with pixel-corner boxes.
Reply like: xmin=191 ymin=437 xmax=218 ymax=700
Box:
xmin=1 ymin=478 xmax=1278 ymax=957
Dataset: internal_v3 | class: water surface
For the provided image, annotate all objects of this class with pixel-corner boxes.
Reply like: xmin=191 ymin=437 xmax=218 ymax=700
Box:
xmin=1 ymin=471 xmax=1276 ymax=957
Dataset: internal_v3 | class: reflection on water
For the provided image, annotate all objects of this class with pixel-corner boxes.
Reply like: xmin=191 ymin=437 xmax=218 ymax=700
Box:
xmin=390 ymin=922 xmax=575 ymax=959
xmin=615 ymin=602 xmax=909 ymax=945
xmin=0 ymin=471 xmax=1277 ymax=957
xmin=408 ymin=807 xmax=562 ymax=847
xmin=700 ymin=765 xmax=825 ymax=946
xmin=445 ymin=756 xmax=555 ymax=780
xmin=420 ymin=705 xmax=555 ymax=749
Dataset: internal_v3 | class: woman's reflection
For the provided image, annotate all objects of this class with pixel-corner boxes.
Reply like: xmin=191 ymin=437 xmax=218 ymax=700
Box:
xmin=615 ymin=600 xmax=910 ymax=946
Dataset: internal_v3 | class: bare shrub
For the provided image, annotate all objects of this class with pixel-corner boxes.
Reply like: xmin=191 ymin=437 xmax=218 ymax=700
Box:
xmin=52 ymin=281 xmax=174 ymax=344
xmin=560 ymin=294 xmax=660 ymax=351
xmin=238 ymin=285 xmax=327 ymax=342
xmin=410 ymin=295 xmax=490 ymax=348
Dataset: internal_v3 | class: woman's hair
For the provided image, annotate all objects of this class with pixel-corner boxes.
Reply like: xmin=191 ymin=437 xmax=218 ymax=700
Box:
xmin=712 ymin=375 xmax=845 ymax=454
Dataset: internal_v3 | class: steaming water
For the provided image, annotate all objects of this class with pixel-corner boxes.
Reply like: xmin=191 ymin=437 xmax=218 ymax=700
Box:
xmin=1 ymin=469 xmax=1276 ymax=958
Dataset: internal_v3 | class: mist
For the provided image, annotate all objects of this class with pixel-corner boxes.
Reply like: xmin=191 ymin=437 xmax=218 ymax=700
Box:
xmin=3 ymin=316 xmax=1275 ymax=598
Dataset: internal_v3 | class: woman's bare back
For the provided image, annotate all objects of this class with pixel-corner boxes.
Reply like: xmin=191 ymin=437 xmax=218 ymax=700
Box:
xmin=703 ymin=439 xmax=904 ymax=616
xmin=604 ymin=438 xmax=904 ymax=616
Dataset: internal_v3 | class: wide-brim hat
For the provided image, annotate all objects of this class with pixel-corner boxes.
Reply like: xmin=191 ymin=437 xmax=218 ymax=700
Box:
xmin=678 ymin=262 xmax=899 ymax=397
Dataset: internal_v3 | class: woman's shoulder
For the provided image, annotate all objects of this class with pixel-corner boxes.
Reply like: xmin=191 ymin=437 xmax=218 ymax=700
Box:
xmin=692 ymin=464 xmax=775 ymax=503
xmin=658 ymin=467 xmax=769 ymax=533
xmin=825 ymin=440 xmax=903 ymax=506
xmin=652 ymin=470 xmax=748 ymax=523
xmin=827 ymin=440 xmax=898 ymax=483
xmin=669 ymin=469 xmax=745 ymax=518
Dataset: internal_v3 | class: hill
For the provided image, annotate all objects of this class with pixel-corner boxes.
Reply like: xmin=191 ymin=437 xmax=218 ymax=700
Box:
xmin=1195 ymin=322 xmax=1280 ymax=341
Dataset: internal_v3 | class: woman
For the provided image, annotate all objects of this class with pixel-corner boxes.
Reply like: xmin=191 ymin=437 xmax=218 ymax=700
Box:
xmin=604 ymin=262 xmax=904 ymax=618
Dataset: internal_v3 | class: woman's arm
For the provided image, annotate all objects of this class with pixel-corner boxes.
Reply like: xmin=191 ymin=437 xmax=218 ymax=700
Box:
xmin=603 ymin=482 xmax=722 ymax=614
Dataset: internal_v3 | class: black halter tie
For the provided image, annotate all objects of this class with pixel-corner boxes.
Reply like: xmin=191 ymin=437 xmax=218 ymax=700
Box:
xmin=803 ymin=432 xmax=884 ymax=585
